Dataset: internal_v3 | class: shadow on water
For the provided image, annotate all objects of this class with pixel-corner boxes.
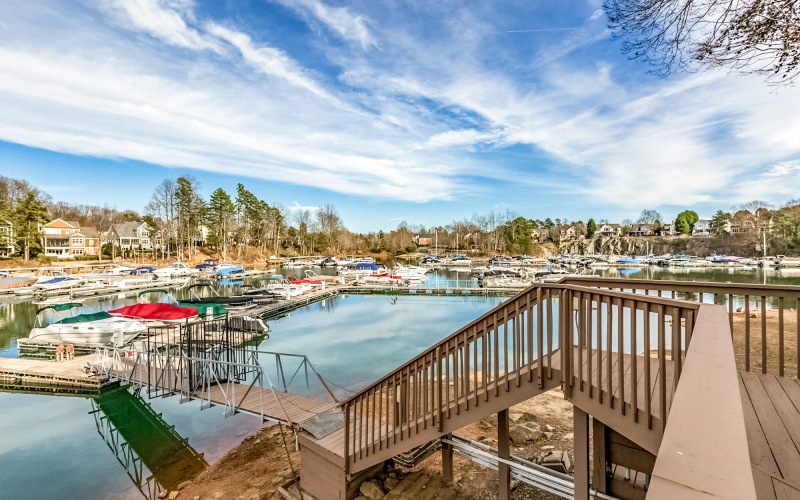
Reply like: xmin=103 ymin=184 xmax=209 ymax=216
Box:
xmin=1 ymin=384 xmax=207 ymax=499
xmin=91 ymin=386 xmax=208 ymax=499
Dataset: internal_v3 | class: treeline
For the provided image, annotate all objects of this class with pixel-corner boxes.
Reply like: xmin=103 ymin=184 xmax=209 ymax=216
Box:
xmin=2 ymin=173 xmax=800 ymax=261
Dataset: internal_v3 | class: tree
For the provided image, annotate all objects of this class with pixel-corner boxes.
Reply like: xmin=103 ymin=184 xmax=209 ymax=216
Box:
xmin=316 ymin=204 xmax=343 ymax=253
xmin=13 ymin=191 xmax=49 ymax=261
xmin=711 ymin=210 xmax=732 ymax=235
xmin=145 ymin=178 xmax=177 ymax=259
xmin=586 ymin=218 xmax=598 ymax=238
xmin=604 ymin=0 xmax=800 ymax=85
xmin=504 ymin=217 xmax=534 ymax=254
xmin=174 ymin=176 xmax=205 ymax=259
xmin=637 ymin=209 xmax=663 ymax=224
xmin=675 ymin=210 xmax=699 ymax=234
xmin=206 ymin=188 xmax=235 ymax=261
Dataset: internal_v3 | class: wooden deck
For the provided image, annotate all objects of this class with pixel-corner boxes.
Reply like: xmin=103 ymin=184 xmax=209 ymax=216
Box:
xmin=0 ymin=354 xmax=115 ymax=389
xmin=201 ymin=384 xmax=340 ymax=425
xmin=739 ymin=371 xmax=800 ymax=499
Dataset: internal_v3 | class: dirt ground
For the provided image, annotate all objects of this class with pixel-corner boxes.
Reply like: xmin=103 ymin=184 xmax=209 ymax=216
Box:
xmin=166 ymin=389 xmax=576 ymax=500
xmin=731 ymin=309 xmax=798 ymax=375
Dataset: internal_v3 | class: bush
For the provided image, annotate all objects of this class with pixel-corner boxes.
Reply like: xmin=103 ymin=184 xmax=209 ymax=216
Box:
xmin=37 ymin=255 xmax=55 ymax=264
xmin=75 ymin=254 xmax=100 ymax=261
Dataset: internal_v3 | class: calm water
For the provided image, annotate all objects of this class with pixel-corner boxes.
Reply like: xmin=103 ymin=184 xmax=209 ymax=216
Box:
xmin=1 ymin=266 xmax=798 ymax=499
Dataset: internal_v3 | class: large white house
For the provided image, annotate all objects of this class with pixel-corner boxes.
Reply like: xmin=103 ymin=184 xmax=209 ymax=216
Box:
xmin=0 ymin=219 xmax=13 ymax=258
xmin=596 ymin=224 xmax=622 ymax=238
xmin=41 ymin=219 xmax=101 ymax=258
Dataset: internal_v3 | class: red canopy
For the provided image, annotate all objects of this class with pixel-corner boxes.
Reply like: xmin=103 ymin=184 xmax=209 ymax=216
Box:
xmin=108 ymin=303 xmax=198 ymax=320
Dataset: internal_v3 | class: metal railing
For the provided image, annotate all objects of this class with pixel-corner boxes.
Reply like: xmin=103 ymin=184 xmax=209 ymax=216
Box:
xmin=561 ymin=277 xmax=800 ymax=377
xmin=341 ymin=283 xmax=699 ymax=473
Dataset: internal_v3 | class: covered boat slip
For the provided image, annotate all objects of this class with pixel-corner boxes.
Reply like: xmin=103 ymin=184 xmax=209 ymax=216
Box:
xmin=298 ymin=278 xmax=799 ymax=500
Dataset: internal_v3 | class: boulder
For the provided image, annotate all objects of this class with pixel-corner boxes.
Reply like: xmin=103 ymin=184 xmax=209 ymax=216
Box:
xmin=383 ymin=477 xmax=400 ymax=490
xmin=359 ymin=479 xmax=385 ymax=500
xmin=509 ymin=423 xmax=543 ymax=443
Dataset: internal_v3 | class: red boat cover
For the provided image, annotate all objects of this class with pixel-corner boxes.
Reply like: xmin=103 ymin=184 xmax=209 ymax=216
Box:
xmin=108 ymin=303 xmax=198 ymax=320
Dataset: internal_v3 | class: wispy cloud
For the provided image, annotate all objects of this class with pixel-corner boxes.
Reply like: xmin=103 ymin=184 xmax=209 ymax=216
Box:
xmin=272 ymin=0 xmax=376 ymax=49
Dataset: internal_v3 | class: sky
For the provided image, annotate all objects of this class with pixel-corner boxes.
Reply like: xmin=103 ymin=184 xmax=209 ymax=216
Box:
xmin=1 ymin=0 xmax=799 ymax=233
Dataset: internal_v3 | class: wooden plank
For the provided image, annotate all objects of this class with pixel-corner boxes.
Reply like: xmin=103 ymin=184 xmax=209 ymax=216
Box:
xmin=751 ymin=468 xmax=778 ymax=500
xmin=773 ymin=477 xmax=800 ymax=500
xmin=776 ymin=377 xmax=800 ymax=413
xmin=739 ymin=374 xmax=782 ymax=477
xmin=741 ymin=371 xmax=800 ymax=483
xmin=759 ymin=375 xmax=800 ymax=457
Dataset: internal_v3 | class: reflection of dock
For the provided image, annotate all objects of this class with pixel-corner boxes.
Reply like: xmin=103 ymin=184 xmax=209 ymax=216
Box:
xmin=92 ymin=386 xmax=208 ymax=498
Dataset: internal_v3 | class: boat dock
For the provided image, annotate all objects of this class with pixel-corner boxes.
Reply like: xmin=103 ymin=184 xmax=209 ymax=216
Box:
xmin=0 ymin=355 xmax=116 ymax=390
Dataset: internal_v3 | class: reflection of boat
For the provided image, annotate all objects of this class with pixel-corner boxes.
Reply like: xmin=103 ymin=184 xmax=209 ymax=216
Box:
xmin=92 ymin=386 xmax=208 ymax=498
xmin=29 ymin=303 xmax=147 ymax=345
xmin=619 ymin=268 xmax=642 ymax=275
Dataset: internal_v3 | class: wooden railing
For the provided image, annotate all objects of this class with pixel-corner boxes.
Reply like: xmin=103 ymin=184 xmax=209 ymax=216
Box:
xmin=341 ymin=283 xmax=701 ymax=473
xmin=561 ymin=277 xmax=800 ymax=377
xmin=561 ymin=287 xmax=700 ymax=435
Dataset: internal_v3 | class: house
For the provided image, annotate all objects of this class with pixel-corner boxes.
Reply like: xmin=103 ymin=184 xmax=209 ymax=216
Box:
xmin=692 ymin=219 xmax=713 ymax=236
xmin=660 ymin=223 xmax=677 ymax=236
xmin=0 ymin=219 xmax=13 ymax=258
xmin=628 ymin=224 xmax=653 ymax=237
xmin=41 ymin=219 xmax=101 ymax=258
xmin=595 ymin=223 xmax=622 ymax=238
xmin=558 ymin=225 xmax=580 ymax=241
xmin=730 ymin=210 xmax=772 ymax=235
xmin=413 ymin=234 xmax=433 ymax=246
xmin=106 ymin=222 xmax=163 ymax=252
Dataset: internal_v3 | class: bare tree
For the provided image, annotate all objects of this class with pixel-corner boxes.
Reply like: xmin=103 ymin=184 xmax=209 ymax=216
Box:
xmin=145 ymin=178 xmax=177 ymax=260
xmin=316 ymin=203 xmax=344 ymax=253
xmin=604 ymin=0 xmax=800 ymax=84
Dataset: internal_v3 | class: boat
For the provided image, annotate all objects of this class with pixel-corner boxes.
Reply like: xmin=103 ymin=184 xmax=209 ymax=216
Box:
xmin=338 ymin=263 xmax=386 ymax=277
xmin=214 ymin=263 xmax=245 ymax=277
xmin=0 ymin=273 xmax=37 ymax=291
xmin=31 ymin=276 xmax=84 ymax=292
xmin=391 ymin=265 xmax=429 ymax=283
xmin=130 ymin=266 xmax=157 ymax=275
xmin=109 ymin=302 xmax=202 ymax=322
xmin=153 ymin=262 xmax=196 ymax=277
xmin=29 ymin=303 xmax=148 ymax=345
xmin=419 ymin=255 xmax=445 ymax=266
xmin=774 ymin=255 xmax=800 ymax=268
xmin=445 ymin=255 xmax=472 ymax=266
xmin=195 ymin=259 xmax=219 ymax=271
xmin=356 ymin=273 xmax=407 ymax=286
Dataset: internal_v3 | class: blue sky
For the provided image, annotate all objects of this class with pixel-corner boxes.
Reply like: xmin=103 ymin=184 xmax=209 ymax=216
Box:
xmin=1 ymin=0 xmax=799 ymax=233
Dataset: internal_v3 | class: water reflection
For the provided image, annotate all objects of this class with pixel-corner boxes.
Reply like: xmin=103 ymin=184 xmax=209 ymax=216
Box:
xmin=92 ymin=386 xmax=207 ymax=499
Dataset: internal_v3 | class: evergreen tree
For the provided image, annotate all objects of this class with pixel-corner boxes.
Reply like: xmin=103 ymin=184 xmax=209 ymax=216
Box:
xmin=710 ymin=210 xmax=732 ymax=235
xmin=586 ymin=218 xmax=597 ymax=238
xmin=13 ymin=191 xmax=49 ymax=261
xmin=206 ymin=188 xmax=235 ymax=261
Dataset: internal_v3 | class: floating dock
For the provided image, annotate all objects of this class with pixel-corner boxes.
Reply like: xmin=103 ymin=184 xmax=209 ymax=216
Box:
xmin=0 ymin=355 xmax=116 ymax=390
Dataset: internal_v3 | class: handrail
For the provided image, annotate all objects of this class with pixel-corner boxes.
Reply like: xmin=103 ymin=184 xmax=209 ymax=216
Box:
xmin=648 ymin=304 xmax=756 ymax=499
xmin=341 ymin=283 xmax=700 ymax=473
xmin=561 ymin=276 xmax=800 ymax=377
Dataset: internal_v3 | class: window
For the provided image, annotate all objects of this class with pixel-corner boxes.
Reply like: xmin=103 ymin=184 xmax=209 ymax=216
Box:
xmin=72 ymin=238 xmax=84 ymax=246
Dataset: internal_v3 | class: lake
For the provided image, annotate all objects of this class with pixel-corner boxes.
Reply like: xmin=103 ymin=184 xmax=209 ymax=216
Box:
xmin=1 ymin=265 xmax=798 ymax=499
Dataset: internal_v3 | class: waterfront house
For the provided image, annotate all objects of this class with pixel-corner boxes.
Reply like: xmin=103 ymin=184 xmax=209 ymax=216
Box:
xmin=41 ymin=219 xmax=101 ymax=258
xmin=659 ymin=222 xmax=677 ymax=236
xmin=413 ymin=234 xmax=433 ymax=247
xmin=692 ymin=219 xmax=714 ymax=236
xmin=730 ymin=209 xmax=772 ymax=235
xmin=628 ymin=224 xmax=653 ymax=237
xmin=106 ymin=222 xmax=164 ymax=253
xmin=595 ymin=223 xmax=621 ymax=237
xmin=0 ymin=219 xmax=13 ymax=258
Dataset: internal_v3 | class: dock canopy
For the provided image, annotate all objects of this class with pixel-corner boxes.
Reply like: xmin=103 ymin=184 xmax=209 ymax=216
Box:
xmin=109 ymin=303 xmax=198 ymax=320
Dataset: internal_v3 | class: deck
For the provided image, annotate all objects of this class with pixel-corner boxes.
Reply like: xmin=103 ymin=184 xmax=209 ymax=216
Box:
xmin=0 ymin=355 xmax=115 ymax=389
xmin=739 ymin=371 xmax=800 ymax=499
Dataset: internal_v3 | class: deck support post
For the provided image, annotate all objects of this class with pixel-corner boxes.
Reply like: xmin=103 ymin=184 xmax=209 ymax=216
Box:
xmin=592 ymin=417 xmax=608 ymax=494
xmin=574 ymin=406 xmax=590 ymax=499
xmin=498 ymin=409 xmax=511 ymax=500
xmin=441 ymin=434 xmax=453 ymax=482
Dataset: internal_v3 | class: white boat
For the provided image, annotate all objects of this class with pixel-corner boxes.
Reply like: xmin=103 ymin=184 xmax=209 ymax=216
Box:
xmin=153 ymin=262 xmax=197 ymax=277
xmin=28 ymin=303 xmax=147 ymax=345
xmin=31 ymin=276 xmax=84 ymax=291
xmin=392 ymin=265 xmax=429 ymax=283
xmin=357 ymin=273 xmax=407 ymax=286
xmin=774 ymin=255 xmax=800 ymax=268
xmin=445 ymin=255 xmax=472 ymax=266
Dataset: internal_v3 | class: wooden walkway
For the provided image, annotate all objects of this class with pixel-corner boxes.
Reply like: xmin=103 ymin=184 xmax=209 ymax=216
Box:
xmin=201 ymin=383 xmax=340 ymax=425
xmin=739 ymin=371 xmax=800 ymax=499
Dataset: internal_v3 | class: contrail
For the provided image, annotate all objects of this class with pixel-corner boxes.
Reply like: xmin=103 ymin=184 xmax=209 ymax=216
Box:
xmin=507 ymin=28 xmax=579 ymax=33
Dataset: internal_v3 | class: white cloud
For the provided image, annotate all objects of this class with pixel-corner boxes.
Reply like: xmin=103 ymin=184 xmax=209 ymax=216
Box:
xmin=101 ymin=0 xmax=223 ymax=52
xmin=273 ymin=0 xmax=377 ymax=49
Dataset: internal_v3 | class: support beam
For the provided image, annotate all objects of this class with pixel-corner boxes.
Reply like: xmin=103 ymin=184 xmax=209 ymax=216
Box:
xmin=498 ymin=409 xmax=510 ymax=500
xmin=442 ymin=434 xmax=453 ymax=482
xmin=592 ymin=417 xmax=608 ymax=494
xmin=574 ymin=406 xmax=590 ymax=499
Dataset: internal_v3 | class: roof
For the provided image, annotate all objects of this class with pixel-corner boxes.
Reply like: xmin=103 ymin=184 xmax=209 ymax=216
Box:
xmin=43 ymin=218 xmax=76 ymax=229
xmin=110 ymin=221 xmax=145 ymax=238
xmin=79 ymin=226 xmax=100 ymax=238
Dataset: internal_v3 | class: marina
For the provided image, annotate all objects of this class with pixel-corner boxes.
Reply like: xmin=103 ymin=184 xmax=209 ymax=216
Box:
xmin=2 ymin=261 xmax=800 ymax=499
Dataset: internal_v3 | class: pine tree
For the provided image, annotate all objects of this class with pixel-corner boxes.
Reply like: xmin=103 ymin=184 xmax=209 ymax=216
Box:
xmin=207 ymin=188 xmax=235 ymax=261
xmin=13 ymin=191 xmax=49 ymax=261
